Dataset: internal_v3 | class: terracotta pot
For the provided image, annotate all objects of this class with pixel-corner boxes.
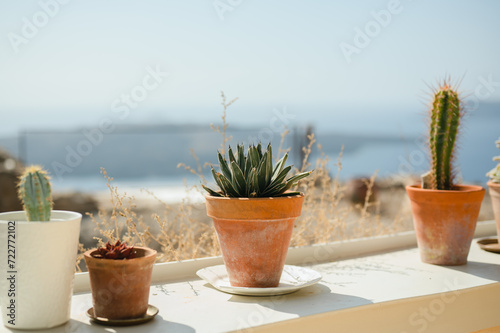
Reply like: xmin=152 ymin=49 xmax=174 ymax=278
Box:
xmin=487 ymin=181 xmax=500 ymax=238
xmin=205 ymin=194 xmax=304 ymax=288
xmin=84 ymin=247 xmax=156 ymax=320
xmin=406 ymin=184 xmax=485 ymax=265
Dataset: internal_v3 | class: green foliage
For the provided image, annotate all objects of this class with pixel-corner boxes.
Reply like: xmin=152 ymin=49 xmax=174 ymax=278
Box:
xmin=203 ymin=143 xmax=312 ymax=197
xmin=486 ymin=138 xmax=500 ymax=183
xmin=17 ymin=165 xmax=53 ymax=221
xmin=427 ymin=80 xmax=462 ymax=190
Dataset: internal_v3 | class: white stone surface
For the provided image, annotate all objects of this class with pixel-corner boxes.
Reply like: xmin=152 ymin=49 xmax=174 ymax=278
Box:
xmin=2 ymin=235 xmax=498 ymax=333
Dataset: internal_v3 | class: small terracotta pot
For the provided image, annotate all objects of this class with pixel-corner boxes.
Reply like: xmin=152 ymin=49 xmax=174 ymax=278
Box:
xmin=406 ymin=184 xmax=485 ymax=265
xmin=205 ymin=194 xmax=304 ymax=288
xmin=487 ymin=181 xmax=500 ymax=238
xmin=84 ymin=247 xmax=156 ymax=320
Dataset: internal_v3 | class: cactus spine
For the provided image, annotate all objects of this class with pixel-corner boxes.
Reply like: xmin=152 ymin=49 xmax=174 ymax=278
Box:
xmin=17 ymin=166 xmax=53 ymax=221
xmin=427 ymin=80 xmax=462 ymax=190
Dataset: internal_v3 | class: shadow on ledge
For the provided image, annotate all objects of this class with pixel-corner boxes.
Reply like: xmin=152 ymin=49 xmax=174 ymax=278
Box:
xmin=443 ymin=260 xmax=500 ymax=282
xmin=37 ymin=315 xmax=196 ymax=333
xmin=227 ymin=283 xmax=373 ymax=318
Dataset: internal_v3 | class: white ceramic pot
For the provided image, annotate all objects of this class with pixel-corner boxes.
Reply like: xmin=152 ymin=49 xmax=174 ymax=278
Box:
xmin=0 ymin=210 xmax=81 ymax=329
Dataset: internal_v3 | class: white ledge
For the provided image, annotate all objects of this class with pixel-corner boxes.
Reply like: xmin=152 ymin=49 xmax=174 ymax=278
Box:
xmin=2 ymin=220 xmax=498 ymax=333
xmin=72 ymin=220 xmax=497 ymax=293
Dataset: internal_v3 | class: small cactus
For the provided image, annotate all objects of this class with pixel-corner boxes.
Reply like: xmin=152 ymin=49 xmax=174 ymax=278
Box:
xmin=17 ymin=165 xmax=53 ymax=221
xmin=425 ymin=79 xmax=463 ymax=190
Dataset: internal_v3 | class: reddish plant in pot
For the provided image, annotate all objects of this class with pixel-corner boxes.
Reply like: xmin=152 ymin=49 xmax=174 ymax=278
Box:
xmin=84 ymin=241 xmax=156 ymax=320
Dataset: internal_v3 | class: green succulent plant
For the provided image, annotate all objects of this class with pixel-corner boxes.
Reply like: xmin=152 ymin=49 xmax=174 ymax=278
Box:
xmin=202 ymin=143 xmax=312 ymax=197
xmin=17 ymin=165 xmax=53 ymax=221
xmin=486 ymin=138 xmax=500 ymax=183
xmin=423 ymin=79 xmax=463 ymax=190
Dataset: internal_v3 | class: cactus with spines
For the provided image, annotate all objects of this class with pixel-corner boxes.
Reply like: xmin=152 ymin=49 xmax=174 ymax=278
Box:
xmin=17 ymin=166 xmax=53 ymax=221
xmin=425 ymin=80 xmax=463 ymax=190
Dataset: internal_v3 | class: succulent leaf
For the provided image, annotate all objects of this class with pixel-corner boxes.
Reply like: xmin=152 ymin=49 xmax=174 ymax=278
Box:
xmin=218 ymin=172 xmax=239 ymax=197
xmin=257 ymin=143 xmax=263 ymax=158
xmin=218 ymin=151 xmax=232 ymax=182
xmin=271 ymin=165 xmax=293 ymax=187
xmin=265 ymin=145 xmax=273 ymax=186
xmin=257 ymin=152 xmax=268 ymax=191
xmin=202 ymin=184 xmax=223 ymax=197
xmin=228 ymin=146 xmax=236 ymax=165
xmin=230 ymin=161 xmax=247 ymax=195
xmin=272 ymin=153 xmax=288 ymax=182
xmin=261 ymin=182 xmax=287 ymax=197
xmin=285 ymin=171 xmax=313 ymax=185
xmin=244 ymin=152 xmax=252 ymax=177
xmin=283 ymin=171 xmax=313 ymax=192
xmin=249 ymin=145 xmax=260 ymax=168
xmin=204 ymin=143 xmax=312 ymax=197
xmin=237 ymin=144 xmax=245 ymax=172
xmin=211 ymin=168 xmax=225 ymax=192
xmin=251 ymin=167 xmax=259 ymax=195
xmin=275 ymin=191 xmax=302 ymax=197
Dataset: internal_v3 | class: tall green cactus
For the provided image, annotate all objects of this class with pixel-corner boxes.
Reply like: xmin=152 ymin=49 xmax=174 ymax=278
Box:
xmin=427 ymin=81 xmax=462 ymax=190
xmin=17 ymin=166 xmax=53 ymax=221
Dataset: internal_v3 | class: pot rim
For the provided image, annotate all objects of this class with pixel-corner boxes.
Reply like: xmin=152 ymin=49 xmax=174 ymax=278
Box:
xmin=487 ymin=180 xmax=500 ymax=187
xmin=204 ymin=192 xmax=304 ymax=201
xmin=205 ymin=192 xmax=305 ymax=220
xmin=83 ymin=246 xmax=157 ymax=262
xmin=406 ymin=184 xmax=484 ymax=193
xmin=0 ymin=210 xmax=82 ymax=223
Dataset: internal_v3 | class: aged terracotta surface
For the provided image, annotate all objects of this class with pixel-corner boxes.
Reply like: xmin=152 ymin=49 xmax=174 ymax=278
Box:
xmin=406 ymin=185 xmax=485 ymax=265
xmin=487 ymin=181 xmax=500 ymax=238
xmin=84 ymin=247 xmax=156 ymax=319
xmin=206 ymin=194 xmax=304 ymax=287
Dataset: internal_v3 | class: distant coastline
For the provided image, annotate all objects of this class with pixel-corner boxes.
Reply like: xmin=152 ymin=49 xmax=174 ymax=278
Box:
xmin=0 ymin=102 xmax=498 ymax=191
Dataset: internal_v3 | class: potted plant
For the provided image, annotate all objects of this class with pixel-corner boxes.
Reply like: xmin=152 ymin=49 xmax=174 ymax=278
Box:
xmin=0 ymin=166 xmax=82 ymax=330
xmin=405 ymin=80 xmax=485 ymax=265
xmin=203 ymin=143 xmax=312 ymax=287
xmin=486 ymin=137 xmax=500 ymax=240
xmin=83 ymin=240 xmax=157 ymax=321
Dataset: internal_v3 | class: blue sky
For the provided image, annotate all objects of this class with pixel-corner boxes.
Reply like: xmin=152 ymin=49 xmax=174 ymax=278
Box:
xmin=0 ymin=0 xmax=499 ymax=136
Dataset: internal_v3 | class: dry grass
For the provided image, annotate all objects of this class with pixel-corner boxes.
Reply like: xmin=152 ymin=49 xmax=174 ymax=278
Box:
xmin=79 ymin=92 xmax=492 ymax=269
xmin=78 ymin=137 xmax=413 ymax=271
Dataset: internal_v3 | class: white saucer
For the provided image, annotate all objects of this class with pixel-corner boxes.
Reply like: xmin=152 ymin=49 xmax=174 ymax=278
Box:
xmin=196 ymin=265 xmax=322 ymax=296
